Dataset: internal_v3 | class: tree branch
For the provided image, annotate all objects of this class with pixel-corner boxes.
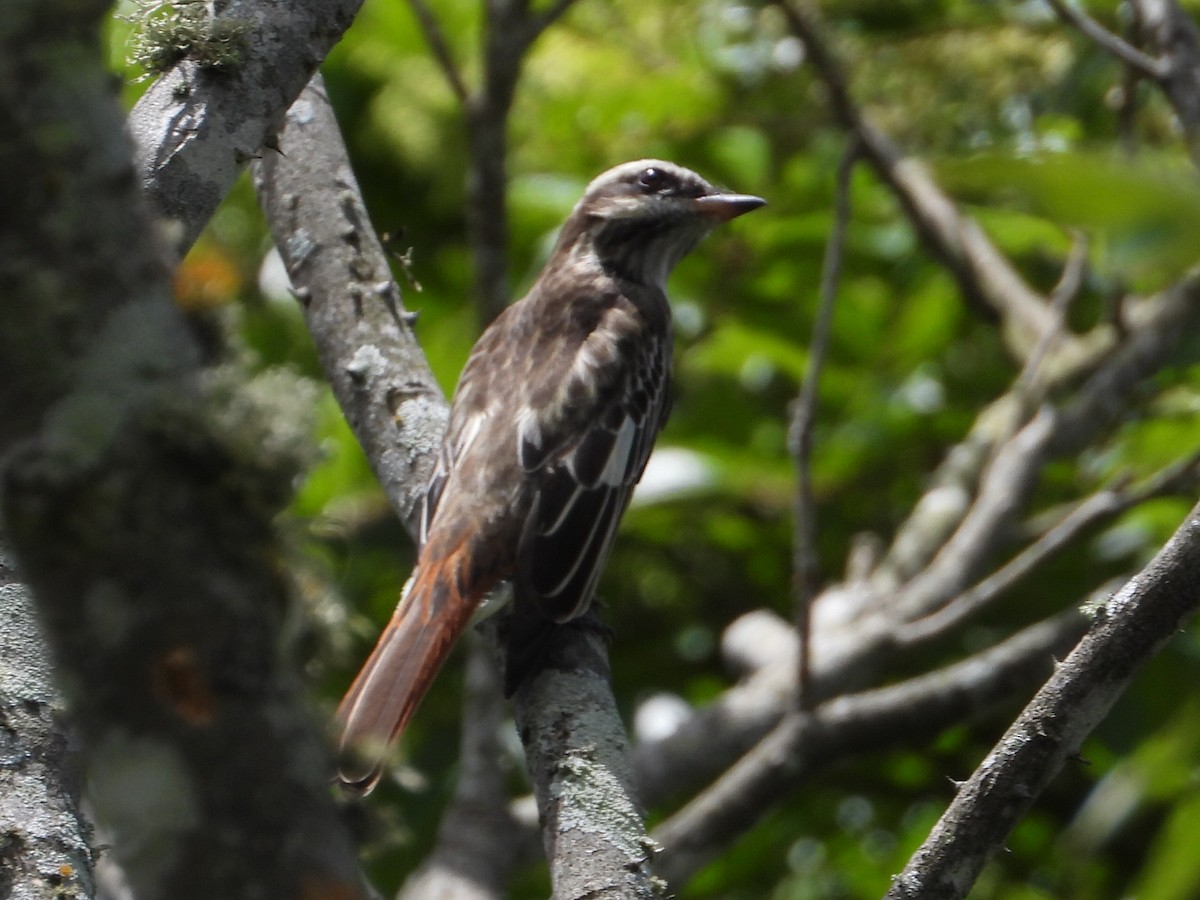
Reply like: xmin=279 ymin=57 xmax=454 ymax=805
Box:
xmin=1044 ymin=0 xmax=1167 ymax=79
xmin=879 ymin=269 xmax=1200 ymax=629
xmin=503 ymin=618 xmax=662 ymax=899
xmin=129 ymin=0 xmax=366 ymax=252
xmin=0 ymin=543 xmax=94 ymax=899
xmin=253 ymin=75 xmax=448 ymax=537
xmin=529 ymin=0 xmax=578 ymax=35
xmin=0 ymin=3 xmax=365 ymax=895
xmin=633 ymin=276 xmax=1200 ymax=809
xmin=1049 ymin=273 xmax=1200 ymax=458
xmin=788 ymin=140 xmax=857 ymax=703
xmin=1129 ymin=0 xmax=1200 ymax=165
xmin=406 ymin=0 xmax=470 ymax=105
xmin=775 ymin=0 xmax=1065 ymax=361
xmin=896 ymin=446 xmax=1200 ymax=646
xmin=653 ymin=611 xmax=1085 ymax=887
xmin=885 ymin=497 xmax=1200 ymax=900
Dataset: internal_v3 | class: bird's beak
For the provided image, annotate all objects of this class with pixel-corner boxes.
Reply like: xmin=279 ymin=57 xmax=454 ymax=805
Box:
xmin=692 ymin=192 xmax=767 ymax=222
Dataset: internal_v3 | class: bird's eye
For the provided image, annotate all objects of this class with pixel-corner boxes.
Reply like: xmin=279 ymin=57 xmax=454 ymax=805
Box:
xmin=637 ymin=167 xmax=672 ymax=193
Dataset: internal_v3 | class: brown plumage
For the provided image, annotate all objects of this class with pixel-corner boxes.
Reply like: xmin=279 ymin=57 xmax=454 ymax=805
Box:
xmin=336 ymin=160 xmax=765 ymax=792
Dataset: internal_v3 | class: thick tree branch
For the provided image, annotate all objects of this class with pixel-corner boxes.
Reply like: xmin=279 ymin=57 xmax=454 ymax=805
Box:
xmin=255 ymin=75 xmax=533 ymax=896
xmin=885 ymin=497 xmax=1200 ymax=900
xmin=253 ymin=76 xmax=447 ymax=536
xmin=0 ymin=2 xmax=364 ymax=896
xmin=505 ymin=619 xmax=662 ymax=899
xmin=129 ymin=0 xmax=365 ymax=252
xmin=0 ymin=545 xmax=94 ymax=899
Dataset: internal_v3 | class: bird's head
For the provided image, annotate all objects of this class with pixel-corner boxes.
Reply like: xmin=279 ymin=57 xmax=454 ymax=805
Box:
xmin=559 ymin=159 xmax=766 ymax=289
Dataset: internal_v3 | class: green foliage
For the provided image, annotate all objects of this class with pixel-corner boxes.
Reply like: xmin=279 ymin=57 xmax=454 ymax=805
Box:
xmin=107 ymin=0 xmax=1200 ymax=896
xmin=941 ymin=153 xmax=1200 ymax=291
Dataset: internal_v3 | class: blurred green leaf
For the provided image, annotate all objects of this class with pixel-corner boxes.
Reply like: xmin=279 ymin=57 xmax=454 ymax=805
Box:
xmin=939 ymin=153 xmax=1200 ymax=290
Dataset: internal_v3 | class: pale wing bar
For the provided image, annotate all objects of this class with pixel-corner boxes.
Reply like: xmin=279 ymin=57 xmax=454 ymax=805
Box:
xmin=518 ymin=333 xmax=670 ymax=621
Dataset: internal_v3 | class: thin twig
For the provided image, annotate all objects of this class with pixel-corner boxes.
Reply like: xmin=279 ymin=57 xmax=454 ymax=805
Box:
xmin=1009 ymin=230 xmax=1088 ymax=424
xmin=788 ymin=139 xmax=858 ymax=707
xmin=1117 ymin=13 xmax=1147 ymax=157
xmin=1045 ymin=0 xmax=1168 ymax=80
xmin=1027 ymin=230 xmax=1089 ymax=376
xmin=406 ymin=0 xmax=471 ymax=104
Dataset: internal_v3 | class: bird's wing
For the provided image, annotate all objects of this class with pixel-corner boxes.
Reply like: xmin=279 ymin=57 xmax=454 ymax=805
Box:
xmin=419 ymin=289 xmax=670 ymax=625
xmin=416 ymin=305 xmax=521 ymax=547
xmin=513 ymin=299 xmax=672 ymax=623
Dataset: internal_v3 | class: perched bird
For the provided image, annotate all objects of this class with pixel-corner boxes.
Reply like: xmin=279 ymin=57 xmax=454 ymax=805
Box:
xmin=337 ymin=160 xmax=765 ymax=791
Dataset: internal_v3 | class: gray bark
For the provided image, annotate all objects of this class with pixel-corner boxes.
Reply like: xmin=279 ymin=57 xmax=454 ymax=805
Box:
xmin=0 ymin=2 xmax=365 ymax=896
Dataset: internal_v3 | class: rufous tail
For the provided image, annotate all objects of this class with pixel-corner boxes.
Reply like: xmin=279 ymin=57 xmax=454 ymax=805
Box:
xmin=336 ymin=531 xmax=491 ymax=793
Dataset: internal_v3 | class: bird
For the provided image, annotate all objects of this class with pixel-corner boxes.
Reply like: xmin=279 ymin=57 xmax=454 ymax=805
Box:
xmin=336 ymin=159 xmax=765 ymax=792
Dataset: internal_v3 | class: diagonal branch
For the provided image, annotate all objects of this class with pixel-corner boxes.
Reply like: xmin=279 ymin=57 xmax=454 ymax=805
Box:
xmin=774 ymin=0 xmax=1063 ymax=361
xmin=253 ymin=76 xmax=448 ymax=537
xmin=885 ymin=497 xmax=1200 ymax=900
xmin=895 ymin=445 xmax=1200 ymax=646
xmin=652 ymin=611 xmax=1085 ymax=887
xmin=406 ymin=0 xmax=470 ymax=104
xmin=1045 ymin=0 xmax=1168 ymax=79
xmin=1128 ymin=0 xmax=1200 ymax=165
xmin=129 ymin=0 xmax=367 ymax=253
